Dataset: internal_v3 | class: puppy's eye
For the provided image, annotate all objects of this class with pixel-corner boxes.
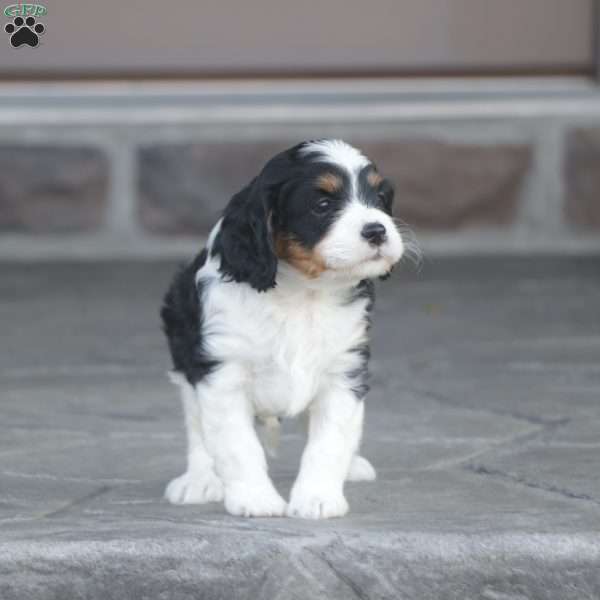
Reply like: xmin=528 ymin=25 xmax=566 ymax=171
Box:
xmin=313 ymin=198 xmax=333 ymax=214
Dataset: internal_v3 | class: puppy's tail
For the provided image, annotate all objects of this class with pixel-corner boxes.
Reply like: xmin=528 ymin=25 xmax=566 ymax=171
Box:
xmin=256 ymin=416 xmax=281 ymax=458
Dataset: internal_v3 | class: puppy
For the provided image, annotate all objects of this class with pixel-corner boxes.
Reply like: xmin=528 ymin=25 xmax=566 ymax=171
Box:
xmin=161 ymin=139 xmax=405 ymax=518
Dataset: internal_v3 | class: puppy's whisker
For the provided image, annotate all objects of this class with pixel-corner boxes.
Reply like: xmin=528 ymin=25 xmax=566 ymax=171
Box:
xmin=392 ymin=221 xmax=422 ymax=271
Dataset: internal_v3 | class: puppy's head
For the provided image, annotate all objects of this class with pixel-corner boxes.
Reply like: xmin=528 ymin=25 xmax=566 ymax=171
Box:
xmin=215 ymin=139 xmax=405 ymax=291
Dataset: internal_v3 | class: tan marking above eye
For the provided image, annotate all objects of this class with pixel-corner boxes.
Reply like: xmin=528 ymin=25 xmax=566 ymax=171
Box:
xmin=316 ymin=172 xmax=343 ymax=194
xmin=367 ymin=170 xmax=383 ymax=188
xmin=275 ymin=235 xmax=327 ymax=279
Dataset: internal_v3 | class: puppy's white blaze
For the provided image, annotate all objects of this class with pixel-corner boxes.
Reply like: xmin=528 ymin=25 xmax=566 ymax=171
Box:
xmin=301 ymin=139 xmax=369 ymax=175
xmin=316 ymin=200 xmax=404 ymax=278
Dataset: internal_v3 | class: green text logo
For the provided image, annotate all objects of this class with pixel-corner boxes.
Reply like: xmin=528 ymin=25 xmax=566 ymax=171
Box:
xmin=4 ymin=4 xmax=46 ymax=18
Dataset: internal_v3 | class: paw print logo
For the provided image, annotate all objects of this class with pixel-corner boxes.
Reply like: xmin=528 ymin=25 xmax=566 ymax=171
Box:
xmin=4 ymin=16 xmax=45 ymax=47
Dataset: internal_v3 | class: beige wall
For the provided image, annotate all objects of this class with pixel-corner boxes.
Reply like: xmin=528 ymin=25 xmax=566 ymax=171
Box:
xmin=0 ymin=0 xmax=594 ymax=77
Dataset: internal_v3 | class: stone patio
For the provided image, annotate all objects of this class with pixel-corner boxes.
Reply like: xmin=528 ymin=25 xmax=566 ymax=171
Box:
xmin=1 ymin=257 xmax=600 ymax=599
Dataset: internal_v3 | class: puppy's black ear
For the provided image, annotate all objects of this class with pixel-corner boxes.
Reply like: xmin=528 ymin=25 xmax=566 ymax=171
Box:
xmin=215 ymin=175 xmax=278 ymax=292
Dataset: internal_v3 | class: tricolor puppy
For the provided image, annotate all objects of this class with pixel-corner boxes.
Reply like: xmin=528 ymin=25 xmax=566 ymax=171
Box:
xmin=161 ymin=139 xmax=405 ymax=519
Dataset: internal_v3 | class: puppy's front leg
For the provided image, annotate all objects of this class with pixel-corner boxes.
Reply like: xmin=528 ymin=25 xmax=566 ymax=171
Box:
xmin=198 ymin=364 xmax=286 ymax=517
xmin=288 ymin=384 xmax=364 ymax=519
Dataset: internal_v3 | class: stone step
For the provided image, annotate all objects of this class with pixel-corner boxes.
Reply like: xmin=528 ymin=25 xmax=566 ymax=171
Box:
xmin=1 ymin=258 xmax=599 ymax=598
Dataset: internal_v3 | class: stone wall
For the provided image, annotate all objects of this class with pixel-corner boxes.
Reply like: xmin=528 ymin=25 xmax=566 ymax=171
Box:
xmin=0 ymin=85 xmax=599 ymax=256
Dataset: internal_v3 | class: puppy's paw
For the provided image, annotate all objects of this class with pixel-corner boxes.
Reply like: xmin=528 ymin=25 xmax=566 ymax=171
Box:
xmin=224 ymin=482 xmax=287 ymax=518
xmin=287 ymin=484 xmax=349 ymax=519
xmin=165 ymin=471 xmax=224 ymax=505
xmin=346 ymin=455 xmax=376 ymax=482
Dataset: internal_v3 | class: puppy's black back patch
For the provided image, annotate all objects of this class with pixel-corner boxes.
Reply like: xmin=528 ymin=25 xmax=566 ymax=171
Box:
xmin=161 ymin=249 xmax=219 ymax=385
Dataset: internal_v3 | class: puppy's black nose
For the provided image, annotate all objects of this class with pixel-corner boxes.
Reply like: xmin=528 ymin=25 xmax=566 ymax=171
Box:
xmin=361 ymin=222 xmax=387 ymax=246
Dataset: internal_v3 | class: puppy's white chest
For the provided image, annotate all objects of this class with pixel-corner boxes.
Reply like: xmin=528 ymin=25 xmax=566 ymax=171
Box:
xmin=252 ymin=307 xmax=325 ymax=416
xmin=249 ymin=290 xmax=367 ymax=417
xmin=203 ymin=270 xmax=370 ymax=417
